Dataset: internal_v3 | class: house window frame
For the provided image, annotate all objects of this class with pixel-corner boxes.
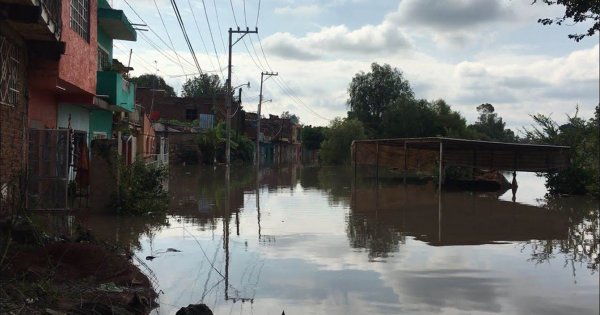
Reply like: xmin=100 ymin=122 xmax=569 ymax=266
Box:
xmin=97 ymin=46 xmax=110 ymax=71
xmin=0 ymin=35 xmax=23 ymax=107
xmin=70 ymin=0 xmax=90 ymax=42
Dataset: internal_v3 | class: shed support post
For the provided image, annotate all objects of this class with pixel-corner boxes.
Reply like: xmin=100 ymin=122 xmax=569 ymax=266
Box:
xmin=376 ymin=141 xmax=379 ymax=183
xmin=439 ymin=141 xmax=443 ymax=190
xmin=353 ymin=142 xmax=357 ymax=178
xmin=403 ymin=142 xmax=407 ymax=185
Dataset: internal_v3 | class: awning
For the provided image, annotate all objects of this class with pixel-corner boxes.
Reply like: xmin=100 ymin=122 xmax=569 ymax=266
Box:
xmin=98 ymin=8 xmax=136 ymax=41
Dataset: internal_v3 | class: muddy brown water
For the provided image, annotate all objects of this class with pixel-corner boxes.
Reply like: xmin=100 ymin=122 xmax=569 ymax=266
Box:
xmin=35 ymin=165 xmax=599 ymax=315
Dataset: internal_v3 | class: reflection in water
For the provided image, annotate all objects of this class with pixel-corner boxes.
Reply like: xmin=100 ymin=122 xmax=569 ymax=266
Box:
xmin=34 ymin=166 xmax=599 ymax=314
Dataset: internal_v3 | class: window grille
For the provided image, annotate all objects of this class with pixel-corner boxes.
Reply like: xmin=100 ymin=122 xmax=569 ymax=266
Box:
xmin=70 ymin=0 xmax=90 ymax=42
xmin=97 ymin=47 xmax=110 ymax=71
xmin=0 ymin=35 xmax=23 ymax=107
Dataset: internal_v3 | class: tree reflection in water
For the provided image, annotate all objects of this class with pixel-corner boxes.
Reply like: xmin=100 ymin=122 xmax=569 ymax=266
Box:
xmin=523 ymin=196 xmax=599 ymax=274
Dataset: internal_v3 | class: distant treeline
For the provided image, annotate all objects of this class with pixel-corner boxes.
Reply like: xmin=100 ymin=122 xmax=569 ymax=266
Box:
xmin=301 ymin=63 xmax=599 ymax=196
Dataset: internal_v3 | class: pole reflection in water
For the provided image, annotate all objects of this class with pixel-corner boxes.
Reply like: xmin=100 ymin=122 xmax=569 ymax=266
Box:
xmin=32 ymin=167 xmax=598 ymax=315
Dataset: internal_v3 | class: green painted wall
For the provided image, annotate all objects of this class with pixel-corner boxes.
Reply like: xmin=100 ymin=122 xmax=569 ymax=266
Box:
xmin=97 ymin=28 xmax=113 ymax=61
xmin=97 ymin=71 xmax=135 ymax=112
xmin=90 ymin=109 xmax=113 ymax=142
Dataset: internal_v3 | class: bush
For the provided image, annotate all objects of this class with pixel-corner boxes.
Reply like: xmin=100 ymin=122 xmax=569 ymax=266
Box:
xmin=115 ymin=159 xmax=169 ymax=215
xmin=320 ymin=118 xmax=366 ymax=165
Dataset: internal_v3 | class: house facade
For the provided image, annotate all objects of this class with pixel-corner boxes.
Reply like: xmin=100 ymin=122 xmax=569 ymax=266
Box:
xmin=0 ymin=0 xmax=139 ymax=213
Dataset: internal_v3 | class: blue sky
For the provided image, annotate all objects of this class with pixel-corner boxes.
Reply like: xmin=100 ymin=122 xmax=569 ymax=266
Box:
xmin=111 ymin=0 xmax=599 ymax=129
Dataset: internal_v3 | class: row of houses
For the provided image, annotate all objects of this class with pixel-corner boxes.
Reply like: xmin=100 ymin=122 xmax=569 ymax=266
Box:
xmin=0 ymin=0 xmax=163 ymax=215
xmin=136 ymin=88 xmax=302 ymax=165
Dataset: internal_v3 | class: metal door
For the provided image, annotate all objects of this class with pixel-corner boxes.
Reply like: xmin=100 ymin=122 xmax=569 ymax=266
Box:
xmin=27 ymin=129 xmax=70 ymax=210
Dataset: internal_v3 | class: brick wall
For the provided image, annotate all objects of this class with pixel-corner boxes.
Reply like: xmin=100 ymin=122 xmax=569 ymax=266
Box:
xmin=0 ymin=26 xmax=28 ymax=218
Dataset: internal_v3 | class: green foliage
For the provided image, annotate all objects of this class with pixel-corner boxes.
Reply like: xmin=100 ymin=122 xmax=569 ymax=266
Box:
xmin=532 ymin=0 xmax=599 ymax=42
xmin=348 ymin=63 xmax=414 ymax=137
xmin=129 ymin=74 xmax=176 ymax=97
xmin=281 ymin=111 xmax=300 ymax=124
xmin=522 ymin=106 xmax=599 ymax=196
xmin=115 ymin=159 xmax=169 ymax=215
xmin=182 ymin=74 xmax=224 ymax=97
xmin=320 ymin=118 xmax=366 ymax=165
xmin=158 ymin=118 xmax=200 ymax=128
xmin=301 ymin=125 xmax=326 ymax=150
xmin=467 ymin=103 xmax=516 ymax=141
xmin=197 ymin=122 xmax=254 ymax=164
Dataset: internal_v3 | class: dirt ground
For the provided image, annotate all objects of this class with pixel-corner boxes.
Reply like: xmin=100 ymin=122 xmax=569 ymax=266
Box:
xmin=1 ymin=238 xmax=158 ymax=314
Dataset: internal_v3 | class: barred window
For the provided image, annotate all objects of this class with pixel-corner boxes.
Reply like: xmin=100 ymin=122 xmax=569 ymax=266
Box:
xmin=0 ymin=35 xmax=23 ymax=107
xmin=97 ymin=47 xmax=110 ymax=71
xmin=70 ymin=0 xmax=90 ymax=41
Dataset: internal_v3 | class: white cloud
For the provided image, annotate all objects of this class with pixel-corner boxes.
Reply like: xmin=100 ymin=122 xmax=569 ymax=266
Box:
xmin=274 ymin=4 xmax=322 ymax=16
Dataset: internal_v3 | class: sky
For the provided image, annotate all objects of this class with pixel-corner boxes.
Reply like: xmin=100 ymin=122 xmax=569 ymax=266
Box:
xmin=110 ymin=0 xmax=599 ymax=130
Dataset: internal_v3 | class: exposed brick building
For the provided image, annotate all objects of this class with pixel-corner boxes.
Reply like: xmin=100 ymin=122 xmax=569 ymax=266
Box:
xmin=136 ymin=87 xmax=245 ymax=134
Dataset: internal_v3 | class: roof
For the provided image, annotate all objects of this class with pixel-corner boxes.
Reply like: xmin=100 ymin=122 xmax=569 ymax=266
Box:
xmin=98 ymin=8 xmax=137 ymax=41
xmin=353 ymin=137 xmax=570 ymax=172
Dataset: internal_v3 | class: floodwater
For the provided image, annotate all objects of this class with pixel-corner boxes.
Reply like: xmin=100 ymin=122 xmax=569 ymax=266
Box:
xmin=39 ymin=166 xmax=599 ymax=314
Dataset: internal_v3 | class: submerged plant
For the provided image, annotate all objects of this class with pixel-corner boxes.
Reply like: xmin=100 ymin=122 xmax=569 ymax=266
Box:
xmin=115 ymin=159 xmax=169 ymax=215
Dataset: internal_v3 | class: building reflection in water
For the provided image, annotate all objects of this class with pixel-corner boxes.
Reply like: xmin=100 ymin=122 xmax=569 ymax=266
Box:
xmin=31 ymin=165 xmax=599 ymax=313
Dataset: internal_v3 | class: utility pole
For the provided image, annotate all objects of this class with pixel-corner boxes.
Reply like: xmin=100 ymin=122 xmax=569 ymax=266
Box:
xmin=256 ymin=71 xmax=278 ymax=168
xmin=226 ymin=27 xmax=258 ymax=166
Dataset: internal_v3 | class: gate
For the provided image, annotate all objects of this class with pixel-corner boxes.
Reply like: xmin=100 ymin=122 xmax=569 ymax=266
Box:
xmin=27 ymin=129 xmax=70 ymax=210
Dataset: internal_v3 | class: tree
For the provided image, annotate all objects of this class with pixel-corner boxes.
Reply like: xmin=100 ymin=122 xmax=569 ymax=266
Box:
xmin=382 ymin=98 xmax=438 ymax=138
xmin=281 ymin=111 xmax=300 ymax=124
xmin=533 ymin=0 xmax=599 ymax=41
xmin=301 ymin=125 xmax=326 ymax=150
xmin=522 ymin=107 xmax=599 ymax=195
xmin=347 ymin=63 xmax=414 ymax=137
xmin=320 ymin=118 xmax=366 ymax=165
xmin=129 ymin=74 xmax=176 ymax=97
xmin=468 ymin=103 xmax=516 ymax=141
xmin=182 ymin=73 xmax=224 ymax=97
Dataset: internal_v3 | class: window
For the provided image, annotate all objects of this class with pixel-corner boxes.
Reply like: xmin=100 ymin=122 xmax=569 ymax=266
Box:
xmin=70 ymin=0 xmax=90 ymax=41
xmin=0 ymin=35 xmax=23 ymax=107
xmin=97 ymin=47 xmax=110 ymax=71
xmin=185 ymin=109 xmax=198 ymax=121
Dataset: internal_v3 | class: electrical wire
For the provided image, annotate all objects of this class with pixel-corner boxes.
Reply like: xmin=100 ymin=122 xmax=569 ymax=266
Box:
xmin=212 ymin=0 xmax=228 ymax=53
xmin=186 ymin=0 xmax=220 ymax=79
xmin=199 ymin=0 xmax=227 ymax=80
xmin=170 ymin=0 xmax=203 ymax=75
xmin=153 ymin=0 xmax=187 ymax=79
xmin=122 ymin=0 xmax=197 ymax=73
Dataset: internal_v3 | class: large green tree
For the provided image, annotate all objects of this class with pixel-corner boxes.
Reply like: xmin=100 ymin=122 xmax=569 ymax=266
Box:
xmin=320 ymin=118 xmax=366 ymax=165
xmin=533 ymin=0 xmax=599 ymax=41
xmin=301 ymin=125 xmax=326 ymax=150
xmin=182 ymin=73 xmax=224 ymax=97
xmin=130 ymin=74 xmax=176 ymax=97
xmin=347 ymin=63 xmax=414 ymax=137
xmin=468 ymin=103 xmax=516 ymax=141
xmin=522 ymin=107 xmax=599 ymax=195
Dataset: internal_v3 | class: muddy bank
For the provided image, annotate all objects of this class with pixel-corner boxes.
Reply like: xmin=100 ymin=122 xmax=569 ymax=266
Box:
xmin=0 ymin=229 xmax=157 ymax=315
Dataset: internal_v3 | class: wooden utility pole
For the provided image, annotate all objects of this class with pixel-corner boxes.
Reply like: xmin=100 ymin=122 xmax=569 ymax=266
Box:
xmin=256 ymin=71 xmax=277 ymax=168
xmin=226 ymin=27 xmax=258 ymax=166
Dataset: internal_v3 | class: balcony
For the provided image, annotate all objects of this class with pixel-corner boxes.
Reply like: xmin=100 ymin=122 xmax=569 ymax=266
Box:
xmin=96 ymin=71 xmax=135 ymax=112
xmin=0 ymin=0 xmax=62 ymax=41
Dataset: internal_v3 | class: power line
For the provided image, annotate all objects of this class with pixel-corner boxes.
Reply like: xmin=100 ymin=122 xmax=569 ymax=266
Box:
xmin=153 ymin=0 xmax=187 ymax=78
xmin=122 ymin=0 xmax=197 ymax=73
xmin=255 ymin=0 xmax=261 ymax=27
xmin=198 ymin=0 xmax=226 ymax=81
xmin=212 ymin=0 xmax=228 ymax=53
xmin=170 ymin=0 xmax=203 ymax=75
xmin=139 ymin=32 xmax=197 ymax=73
xmin=186 ymin=0 xmax=219 ymax=78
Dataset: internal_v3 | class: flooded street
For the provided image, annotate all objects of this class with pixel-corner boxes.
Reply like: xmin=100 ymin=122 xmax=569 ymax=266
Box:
xmin=38 ymin=166 xmax=599 ymax=314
